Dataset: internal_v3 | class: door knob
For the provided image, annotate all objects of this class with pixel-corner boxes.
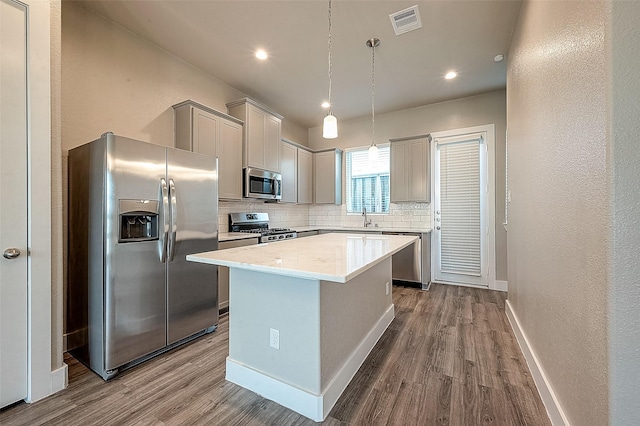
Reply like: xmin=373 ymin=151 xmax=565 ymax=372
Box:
xmin=3 ymin=248 xmax=21 ymax=259
xmin=436 ymin=226 xmax=441 ymax=230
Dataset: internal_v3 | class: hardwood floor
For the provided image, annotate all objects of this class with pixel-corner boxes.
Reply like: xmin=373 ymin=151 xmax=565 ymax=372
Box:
xmin=0 ymin=284 xmax=550 ymax=425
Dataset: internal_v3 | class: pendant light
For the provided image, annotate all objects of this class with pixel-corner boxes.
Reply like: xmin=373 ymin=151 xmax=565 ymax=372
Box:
xmin=367 ymin=38 xmax=380 ymax=161
xmin=323 ymin=0 xmax=338 ymax=139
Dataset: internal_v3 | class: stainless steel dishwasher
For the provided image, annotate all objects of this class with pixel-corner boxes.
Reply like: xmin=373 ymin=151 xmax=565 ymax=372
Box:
xmin=382 ymin=232 xmax=431 ymax=290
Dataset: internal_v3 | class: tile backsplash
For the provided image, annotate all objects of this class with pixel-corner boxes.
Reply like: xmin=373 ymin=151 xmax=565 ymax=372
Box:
xmin=219 ymin=201 xmax=310 ymax=230
xmin=309 ymin=202 xmax=431 ymax=229
xmin=219 ymin=200 xmax=430 ymax=230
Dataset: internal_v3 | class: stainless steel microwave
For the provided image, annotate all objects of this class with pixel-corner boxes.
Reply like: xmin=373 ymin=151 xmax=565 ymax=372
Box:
xmin=243 ymin=167 xmax=282 ymax=200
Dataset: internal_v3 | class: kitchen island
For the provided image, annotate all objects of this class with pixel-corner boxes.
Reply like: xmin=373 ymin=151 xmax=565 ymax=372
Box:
xmin=187 ymin=232 xmax=418 ymax=421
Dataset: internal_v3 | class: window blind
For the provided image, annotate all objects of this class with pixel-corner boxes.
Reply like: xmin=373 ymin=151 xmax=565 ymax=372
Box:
xmin=346 ymin=146 xmax=390 ymax=213
xmin=439 ymin=139 xmax=481 ymax=275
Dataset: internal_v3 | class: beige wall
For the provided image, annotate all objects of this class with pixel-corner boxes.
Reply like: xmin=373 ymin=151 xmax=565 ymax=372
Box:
xmin=507 ymin=2 xmax=608 ymax=425
xmin=610 ymin=2 xmax=640 ymax=423
xmin=309 ymin=90 xmax=507 ymax=281
xmin=62 ymin=2 xmax=306 ymax=152
xmin=51 ymin=0 xmax=63 ymax=369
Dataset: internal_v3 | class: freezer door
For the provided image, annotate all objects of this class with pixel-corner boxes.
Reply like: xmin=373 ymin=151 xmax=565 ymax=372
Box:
xmin=104 ymin=135 xmax=168 ymax=371
xmin=166 ymin=148 xmax=219 ymax=344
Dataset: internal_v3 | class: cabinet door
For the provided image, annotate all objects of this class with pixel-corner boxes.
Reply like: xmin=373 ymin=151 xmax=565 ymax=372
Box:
xmin=390 ymin=142 xmax=408 ymax=202
xmin=193 ymin=108 xmax=218 ymax=158
xmin=297 ymin=148 xmax=313 ymax=204
xmin=219 ymin=119 xmax=243 ymax=200
xmin=265 ymin=115 xmax=281 ymax=172
xmin=280 ymin=142 xmax=297 ymax=203
xmin=246 ymin=105 xmax=266 ymax=169
xmin=408 ymin=138 xmax=429 ymax=201
xmin=314 ymin=151 xmax=335 ymax=204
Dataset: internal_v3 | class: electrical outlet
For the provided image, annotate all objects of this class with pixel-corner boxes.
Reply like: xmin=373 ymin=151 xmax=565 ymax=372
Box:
xmin=385 ymin=282 xmax=390 ymax=295
xmin=270 ymin=328 xmax=280 ymax=349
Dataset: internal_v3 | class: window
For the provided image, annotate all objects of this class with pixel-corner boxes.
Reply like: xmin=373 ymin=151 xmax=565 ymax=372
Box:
xmin=346 ymin=145 xmax=390 ymax=213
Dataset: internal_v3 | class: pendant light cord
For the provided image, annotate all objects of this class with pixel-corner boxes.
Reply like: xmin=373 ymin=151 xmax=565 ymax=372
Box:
xmin=327 ymin=0 xmax=333 ymax=114
xmin=371 ymin=41 xmax=376 ymax=147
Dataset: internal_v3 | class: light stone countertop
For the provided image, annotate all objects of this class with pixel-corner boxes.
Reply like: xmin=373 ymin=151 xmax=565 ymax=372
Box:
xmin=219 ymin=227 xmax=431 ymax=243
xmin=294 ymin=226 xmax=432 ymax=233
xmin=219 ymin=232 xmax=260 ymax=242
xmin=188 ymin=232 xmax=418 ymax=283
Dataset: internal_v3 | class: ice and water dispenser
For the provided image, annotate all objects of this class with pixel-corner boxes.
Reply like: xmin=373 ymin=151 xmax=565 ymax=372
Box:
xmin=118 ymin=199 xmax=159 ymax=242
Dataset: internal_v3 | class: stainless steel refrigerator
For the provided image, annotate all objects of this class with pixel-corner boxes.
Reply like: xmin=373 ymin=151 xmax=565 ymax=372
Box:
xmin=67 ymin=133 xmax=218 ymax=380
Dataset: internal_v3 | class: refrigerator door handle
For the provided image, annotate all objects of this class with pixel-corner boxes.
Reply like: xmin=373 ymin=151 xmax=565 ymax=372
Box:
xmin=168 ymin=178 xmax=177 ymax=262
xmin=159 ymin=178 xmax=169 ymax=263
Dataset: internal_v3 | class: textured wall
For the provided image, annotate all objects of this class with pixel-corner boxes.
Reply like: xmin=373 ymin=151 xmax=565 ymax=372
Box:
xmin=610 ymin=1 xmax=640 ymax=423
xmin=50 ymin=0 xmax=63 ymax=370
xmin=309 ymin=91 xmax=507 ymax=281
xmin=61 ymin=2 xmax=307 ymax=151
xmin=507 ymin=2 xmax=608 ymax=425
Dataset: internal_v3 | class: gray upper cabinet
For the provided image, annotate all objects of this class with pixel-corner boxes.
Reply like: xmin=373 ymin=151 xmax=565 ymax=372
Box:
xmin=297 ymin=147 xmax=313 ymax=204
xmin=314 ymin=148 xmax=342 ymax=205
xmin=173 ymin=100 xmax=244 ymax=201
xmin=227 ymin=97 xmax=282 ymax=173
xmin=280 ymin=139 xmax=313 ymax=204
xmin=280 ymin=140 xmax=297 ymax=203
xmin=390 ymin=136 xmax=430 ymax=202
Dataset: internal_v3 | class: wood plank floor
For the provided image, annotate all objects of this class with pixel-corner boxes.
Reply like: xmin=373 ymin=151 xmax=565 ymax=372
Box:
xmin=0 ymin=284 xmax=550 ymax=425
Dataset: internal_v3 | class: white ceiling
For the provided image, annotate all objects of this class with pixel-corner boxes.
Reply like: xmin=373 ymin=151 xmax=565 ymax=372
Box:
xmin=73 ymin=0 xmax=522 ymax=129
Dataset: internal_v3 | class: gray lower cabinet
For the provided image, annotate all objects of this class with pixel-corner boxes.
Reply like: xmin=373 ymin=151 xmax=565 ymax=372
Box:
xmin=296 ymin=230 xmax=318 ymax=238
xmin=218 ymin=237 xmax=258 ymax=312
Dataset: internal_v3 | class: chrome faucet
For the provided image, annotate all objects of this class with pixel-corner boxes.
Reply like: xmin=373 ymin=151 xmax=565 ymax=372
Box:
xmin=362 ymin=207 xmax=372 ymax=227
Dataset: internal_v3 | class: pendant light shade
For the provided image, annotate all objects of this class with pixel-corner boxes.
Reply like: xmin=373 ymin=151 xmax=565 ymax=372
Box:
xmin=323 ymin=113 xmax=338 ymax=139
xmin=323 ymin=0 xmax=338 ymax=139
xmin=368 ymin=143 xmax=379 ymax=162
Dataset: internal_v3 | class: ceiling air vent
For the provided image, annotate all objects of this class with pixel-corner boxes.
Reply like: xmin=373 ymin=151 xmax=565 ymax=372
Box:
xmin=389 ymin=5 xmax=422 ymax=36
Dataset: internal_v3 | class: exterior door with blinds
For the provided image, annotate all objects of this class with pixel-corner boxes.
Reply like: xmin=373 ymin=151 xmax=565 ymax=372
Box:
xmin=433 ymin=132 xmax=489 ymax=287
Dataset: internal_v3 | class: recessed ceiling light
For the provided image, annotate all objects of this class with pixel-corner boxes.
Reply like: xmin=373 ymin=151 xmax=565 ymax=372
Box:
xmin=494 ymin=54 xmax=504 ymax=62
xmin=255 ymin=49 xmax=268 ymax=60
xmin=445 ymin=71 xmax=457 ymax=80
xmin=321 ymin=101 xmax=330 ymax=109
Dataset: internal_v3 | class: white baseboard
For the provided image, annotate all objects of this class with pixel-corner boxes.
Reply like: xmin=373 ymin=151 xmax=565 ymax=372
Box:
xmin=320 ymin=305 xmax=395 ymax=417
xmin=226 ymin=305 xmax=395 ymax=422
xmin=51 ymin=363 xmax=68 ymax=394
xmin=505 ymin=301 xmax=569 ymax=426
xmin=494 ymin=280 xmax=508 ymax=292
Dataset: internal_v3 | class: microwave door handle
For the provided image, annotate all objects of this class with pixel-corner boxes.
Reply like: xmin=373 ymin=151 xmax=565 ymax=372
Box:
xmin=273 ymin=179 xmax=279 ymax=198
xmin=159 ymin=178 xmax=169 ymax=263
xmin=167 ymin=178 xmax=177 ymax=262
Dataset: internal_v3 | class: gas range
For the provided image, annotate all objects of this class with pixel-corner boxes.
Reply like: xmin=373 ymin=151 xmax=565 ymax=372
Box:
xmin=229 ymin=212 xmax=297 ymax=243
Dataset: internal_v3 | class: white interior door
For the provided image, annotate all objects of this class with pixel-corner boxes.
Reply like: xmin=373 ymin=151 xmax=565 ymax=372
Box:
xmin=432 ymin=130 xmax=490 ymax=287
xmin=0 ymin=0 xmax=29 ymax=408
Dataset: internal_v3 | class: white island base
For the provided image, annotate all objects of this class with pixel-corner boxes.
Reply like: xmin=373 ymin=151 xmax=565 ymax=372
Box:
xmin=187 ymin=233 xmax=418 ymax=421
xmin=226 ymin=258 xmax=393 ymax=422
